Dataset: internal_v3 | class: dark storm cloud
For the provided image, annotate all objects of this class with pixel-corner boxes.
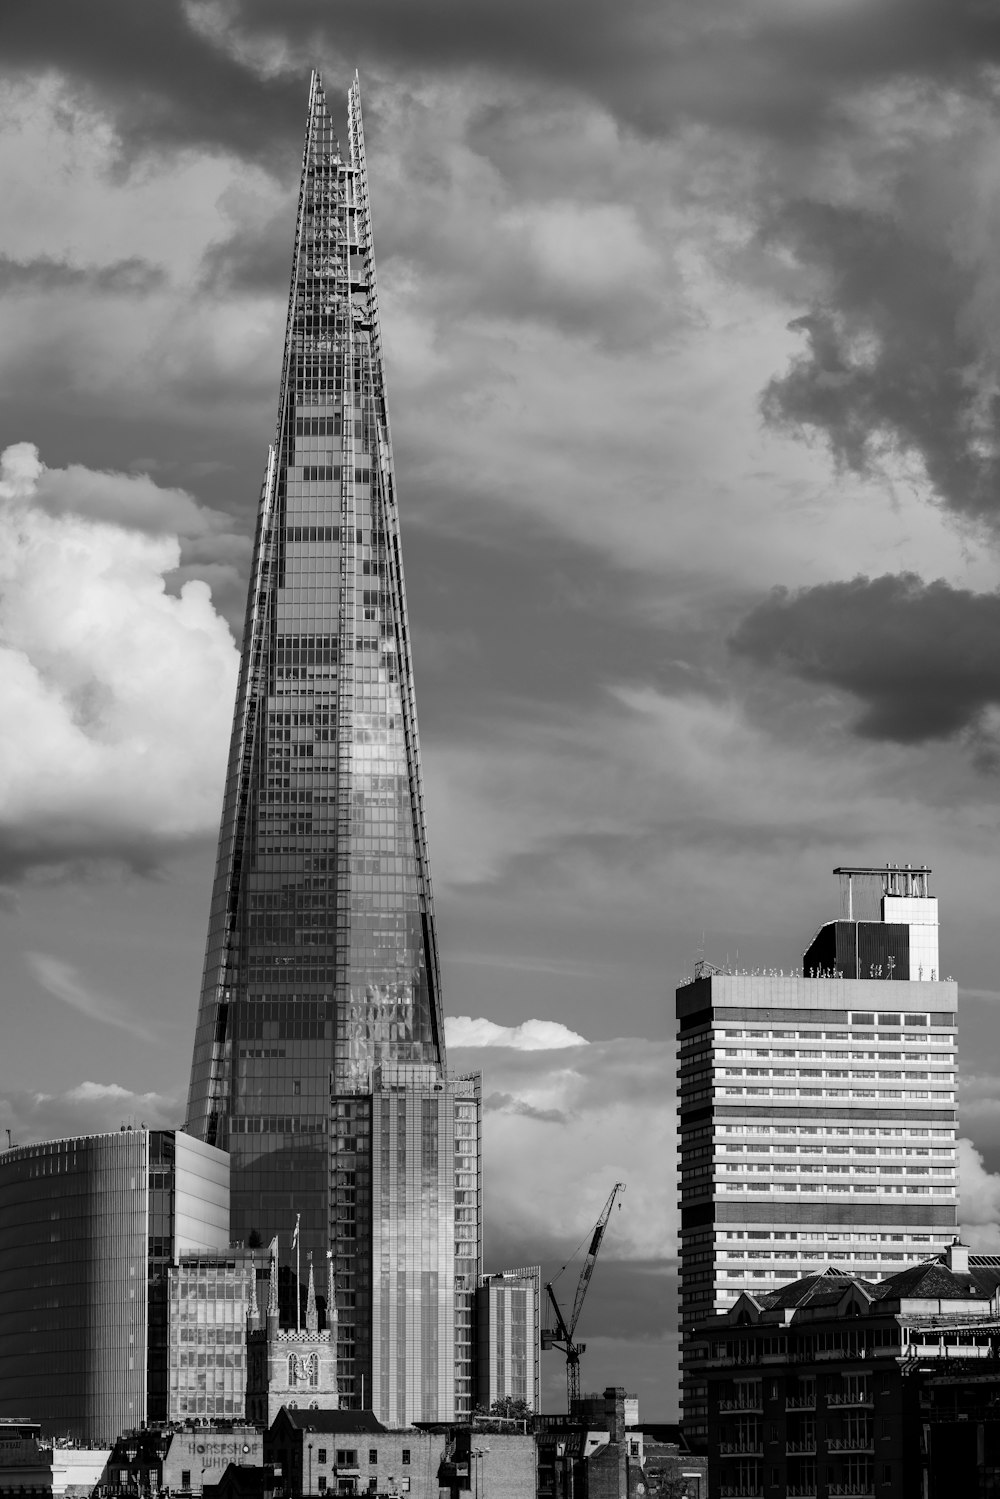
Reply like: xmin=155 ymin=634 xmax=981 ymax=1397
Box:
xmin=0 ymin=255 xmax=165 ymax=295
xmin=199 ymin=210 xmax=294 ymax=295
xmin=0 ymin=0 xmax=304 ymax=165
xmin=484 ymin=1090 xmax=567 ymax=1125
xmin=7 ymin=0 xmax=1000 ymax=169
xmin=730 ymin=573 xmax=1000 ymax=744
xmin=234 ymin=0 xmax=1000 ymax=141
xmin=760 ymin=197 xmax=1000 ymax=529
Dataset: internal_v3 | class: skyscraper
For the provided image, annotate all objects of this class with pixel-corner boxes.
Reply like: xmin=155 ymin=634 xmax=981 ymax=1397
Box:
xmin=184 ymin=73 xmax=479 ymax=1421
xmin=676 ymin=866 xmax=957 ymax=1449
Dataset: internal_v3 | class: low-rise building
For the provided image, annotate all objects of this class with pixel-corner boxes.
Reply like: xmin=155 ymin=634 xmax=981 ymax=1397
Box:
xmin=99 ymin=1423 xmax=263 ymax=1497
xmin=265 ymin=1409 xmax=537 ymax=1499
xmin=697 ymin=1241 xmax=1000 ymax=1498
xmin=265 ymin=1410 xmax=418 ymax=1497
xmin=0 ymin=1420 xmax=109 ymax=1495
xmin=536 ymin=1389 xmax=648 ymax=1499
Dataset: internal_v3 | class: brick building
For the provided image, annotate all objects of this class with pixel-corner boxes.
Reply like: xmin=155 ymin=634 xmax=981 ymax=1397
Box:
xmin=697 ymin=1242 xmax=1000 ymax=1498
xmin=99 ymin=1425 xmax=263 ymax=1497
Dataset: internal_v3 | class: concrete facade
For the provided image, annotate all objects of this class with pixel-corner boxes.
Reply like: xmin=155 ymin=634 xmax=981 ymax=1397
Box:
xmin=678 ymin=868 xmax=958 ymax=1448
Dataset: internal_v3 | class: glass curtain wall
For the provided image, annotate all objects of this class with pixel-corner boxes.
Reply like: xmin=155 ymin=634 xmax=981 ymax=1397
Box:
xmin=185 ymin=72 xmax=445 ymax=1279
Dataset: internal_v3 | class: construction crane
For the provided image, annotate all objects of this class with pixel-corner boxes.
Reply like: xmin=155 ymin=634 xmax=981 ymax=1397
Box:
xmin=541 ymin=1181 xmax=625 ymax=1410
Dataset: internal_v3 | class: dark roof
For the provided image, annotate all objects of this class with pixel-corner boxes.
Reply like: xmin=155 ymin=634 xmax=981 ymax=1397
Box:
xmin=872 ymin=1262 xmax=980 ymax=1302
xmin=752 ymin=1270 xmax=877 ymax=1312
xmin=274 ymin=1409 xmax=386 ymax=1435
xmin=969 ymin=1259 xmax=1000 ymax=1298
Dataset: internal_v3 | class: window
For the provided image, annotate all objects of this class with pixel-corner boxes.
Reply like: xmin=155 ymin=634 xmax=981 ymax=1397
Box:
xmin=318 ymin=1450 xmax=327 ymax=1465
xmin=181 ymin=1473 xmax=192 ymax=1491
xmin=318 ymin=1481 xmax=327 ymax=1493
xmin=336 ymin=1451 xmax=358 ymax=1468
xmin=368 ymin=1450 xmax=378 ymax=1465
xmin=402 ymin=1449 xmax=411 ymax=1464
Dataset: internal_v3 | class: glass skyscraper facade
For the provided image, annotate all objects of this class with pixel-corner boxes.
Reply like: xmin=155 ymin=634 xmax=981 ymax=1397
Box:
xmin=185 ymin=73 xmax=478 ymax=1421
xmin=167 ymin=1251 xmax=260 ymax=1420
xmin=0 ymin=1130 xmax=229 ymax=1443
xmin=676 ymin=866 xmax=957 ymax=1450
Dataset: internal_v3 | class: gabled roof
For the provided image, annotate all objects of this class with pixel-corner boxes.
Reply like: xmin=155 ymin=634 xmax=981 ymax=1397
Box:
xmin=968 ymin=1258 xmax=1000 ymax=1298
xmin=872 ymin=1261 xmax=982 ymax=1302
xmin=761 ymin=1269 xmax=877 ymax=1311
xmin=272 ymin=1409 xmax=386 ymax=1435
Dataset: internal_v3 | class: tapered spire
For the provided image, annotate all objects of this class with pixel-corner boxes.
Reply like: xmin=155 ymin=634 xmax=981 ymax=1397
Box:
xmin=248 ymin=1259 xmax=260 ymax=1328
xmin=267 ymin=1240 xmax=278 ymax=1321
xmin=306 ymin=1253 xmax=318 ymax=1334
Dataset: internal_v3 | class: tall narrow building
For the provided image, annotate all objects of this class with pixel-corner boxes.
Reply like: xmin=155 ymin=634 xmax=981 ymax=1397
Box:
xmin=185 ymin=73 xmax=479 ymax=1421
xmin=676 ymin=866 xmax=957 ymax=1450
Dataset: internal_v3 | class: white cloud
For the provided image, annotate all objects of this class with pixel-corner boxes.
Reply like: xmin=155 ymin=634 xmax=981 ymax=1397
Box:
xmin=450 ymin=1035 xmax=675 ymax=1263
xmin=0 ymin=1079 xmax=179 ymax=1150
xmin=958 ymin=1136 xmax=1000 ymax=1251
xmin=446 ymin=1015 xmax=589 ymax=1050
xmin=0 ymin=442 xmax=239 ymax=872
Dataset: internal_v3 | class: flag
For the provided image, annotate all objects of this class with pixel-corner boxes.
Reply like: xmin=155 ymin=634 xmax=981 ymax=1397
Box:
xmin=292 ymin=1213 xmax=300 ymax=1248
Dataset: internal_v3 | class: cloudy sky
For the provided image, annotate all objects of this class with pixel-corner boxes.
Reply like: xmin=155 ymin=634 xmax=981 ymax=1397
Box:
xmin=4 ymin=0 xmax=1000 ymax=1416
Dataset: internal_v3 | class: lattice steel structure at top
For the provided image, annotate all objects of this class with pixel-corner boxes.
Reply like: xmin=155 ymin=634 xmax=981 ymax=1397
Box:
xmin=185 ymin=72 xmax=446 ymax=1266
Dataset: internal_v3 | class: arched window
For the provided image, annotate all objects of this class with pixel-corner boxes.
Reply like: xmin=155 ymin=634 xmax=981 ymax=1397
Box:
xmin=308 ymin=1353 xmax=319 ymax=1388
xmin=288 ymin=1354 xmax=298 ymax=1386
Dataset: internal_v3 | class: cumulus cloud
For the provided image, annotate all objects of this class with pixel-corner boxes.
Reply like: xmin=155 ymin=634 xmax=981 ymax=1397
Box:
xmin=0 ymin=442 xmax=239 ymax=876
xmin=458 ymin=1031 xmax=676 ymax=1401
xmin=446 ymin=1015 xmax=588 ymax=1050
xmin=0 ymin=1079 xmax=179 ymax=1150
xmin=959 ymin=1137 xmax=1000 ymax=1251
xmin=730 ymin=573 xmax=1000 ymax=744
xmin=449 ymin=1034 xmax=675 ymax=1265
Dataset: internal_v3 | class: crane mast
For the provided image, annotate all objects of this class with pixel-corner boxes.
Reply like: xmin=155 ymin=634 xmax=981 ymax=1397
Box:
xmin=541 ymin=1181 xmax=625 ymax=1410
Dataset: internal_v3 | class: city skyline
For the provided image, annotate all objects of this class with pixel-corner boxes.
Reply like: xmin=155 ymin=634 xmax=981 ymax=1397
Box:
xmin=3 ymin=3 xmax=1000 ymax=1417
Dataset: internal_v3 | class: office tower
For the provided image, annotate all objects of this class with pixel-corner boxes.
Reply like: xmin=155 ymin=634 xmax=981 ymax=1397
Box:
xmin=362 ymin=1066 xmax=482 ymax=1424
xmin=167 ymin=1249 xmax=262 ymax=1420
xmin=476 ymin=1267 xmax=541 ymax=1412
xmin=0 ymin=1130 xmax=229 ymax=1442
xmin=184 ymin=73 xmax=477 ymax=1422
xmin=676 ymin=865 xmax=957 ymax=1450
